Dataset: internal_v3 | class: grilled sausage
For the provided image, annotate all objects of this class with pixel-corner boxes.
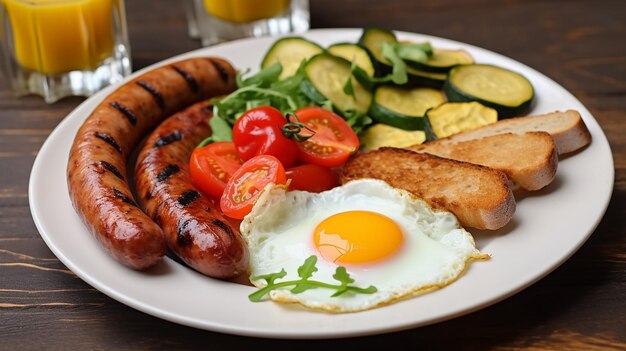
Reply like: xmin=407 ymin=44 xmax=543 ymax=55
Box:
xmin=135 ymin=101 xmax=248 ymax=278
xmin=67 ymin=57 xmax=237 ymax=269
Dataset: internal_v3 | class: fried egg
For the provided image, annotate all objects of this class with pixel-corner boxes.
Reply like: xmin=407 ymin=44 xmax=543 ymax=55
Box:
xmin=241 ymin=179 xmax=487 ymax=312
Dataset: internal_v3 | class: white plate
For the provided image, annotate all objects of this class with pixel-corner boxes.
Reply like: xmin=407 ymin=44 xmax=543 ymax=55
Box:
xmin=29 ymin=29 xmax=614 ymax=339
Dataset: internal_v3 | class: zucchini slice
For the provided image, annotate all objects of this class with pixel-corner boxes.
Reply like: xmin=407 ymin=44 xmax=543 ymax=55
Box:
xmin=445 ymin=64 xmax=534 ymax=118
xmin=362 ymin=123 xmax=426 ymax=150
xmin=424 ymin=102 xmax=498 ymax=140
xmin=328 ymin=43 xmax=376 ymax=77
xmin=358 ymin=27 xmax=397 ymax=72
xmin=407 ymin=48 xmax=474 ymax=73
xmin=261 ymin=37 xmax=324 ymax=79
xmin=406 ymin=66 xmax=447 ymax=89
xmin=301 ymin=53 xmax=372 ymax=115
xmin=328 ymin=43 xmax=376 ymax=90
xmin=369 ymin=85 xmax=445 ymax=130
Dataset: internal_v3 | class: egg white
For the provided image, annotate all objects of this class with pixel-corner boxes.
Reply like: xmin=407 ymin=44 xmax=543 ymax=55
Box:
xmin=241 ymin=179 xmax=488 ymax=313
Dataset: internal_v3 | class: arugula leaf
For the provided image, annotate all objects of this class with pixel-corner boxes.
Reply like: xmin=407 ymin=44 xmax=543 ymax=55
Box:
xmin=210 ymin=116 xmax=232 ymax=141
xmin=297 ymin=255 xmax=318 ymax=280
xmin=290 ymin=282 xmax=318 ymax=294
xmin=196 ymin=115 xmax=233 ymax=147
xmin=253 ymin=269 xmax=288 ymax=285
xmin=354 ymin=42 xmax=432 ymax=88
xmin=395 ymin=42 xmax=433 ymax=63
xmin=245 ymin=99 xmax=272 ymax=111
xmin=343 ymin=60 xmax=357 ymax=98
xmin=213 ymin=85 xmax=302 ymax=124
xmin=331 ymin=287 xmax=349 ymax=297
xmin=343 ymin=76 xmax=355 ymax=97
xmin=332 ymin=266 xmax=355 ymax=286
xmin=212 ymin=60 xmax=322 ymax=125
xmin=237 ymin=63 xmax=282 ymax=88
xmin=329 ymin=284 xmax=377 ymax=298
xmin=333 ymin=267 xmax=378 ymax=297
xmin=207 ymin=54 xmax=381 ymax=145
xmin=343 ymin=109 xmax=373 ymax=135
xmin=320 ymin=100 xmax=334 ymax=111
xmin=270 ymin=69 xmax=303 ymax=92
xmin=381 ymin=42 xmax=408 ymax=85
xmin=248 ymin=255 xmax=378 ymax=302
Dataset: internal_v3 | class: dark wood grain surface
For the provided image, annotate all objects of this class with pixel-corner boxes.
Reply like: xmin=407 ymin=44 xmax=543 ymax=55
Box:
xmin=1 ymin=0 xmax=625 ymax=349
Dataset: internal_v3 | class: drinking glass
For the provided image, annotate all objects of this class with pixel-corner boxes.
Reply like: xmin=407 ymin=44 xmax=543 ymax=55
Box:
xmin=191 ymin=0 xmax=310 ymax=46
xmin=0 ymin=0 xmax=131 ymax=103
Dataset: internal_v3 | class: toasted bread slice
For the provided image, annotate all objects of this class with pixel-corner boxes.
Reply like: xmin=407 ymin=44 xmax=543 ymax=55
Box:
xmin=341 ymin=148 xmax=515 ymax=230
xmin=432 ymin=110 xmax=591 ymax=155
xmin=408 ymin=132 xmax=558 ymax=191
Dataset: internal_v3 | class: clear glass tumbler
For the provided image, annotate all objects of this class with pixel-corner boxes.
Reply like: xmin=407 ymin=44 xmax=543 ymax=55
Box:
xmin=184 ymin=0 xmax=200 ymax=39
xmin=192 ymin=0 xmax=310 ymax=46
xmin=0 ymin=0 xmax=131 ymax=103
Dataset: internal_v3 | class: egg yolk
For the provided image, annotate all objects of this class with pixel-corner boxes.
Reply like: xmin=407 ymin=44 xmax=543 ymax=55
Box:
xmin=313 ymin=211 xmax=404 ymax=264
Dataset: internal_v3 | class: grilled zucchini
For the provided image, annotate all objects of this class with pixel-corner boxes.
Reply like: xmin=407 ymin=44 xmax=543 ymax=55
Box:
xmin=301 ymin=53 xmax=373 ymax=115
xmin=444 ymin=64 xmax=534 ymax=118
xmin=261 ymin=37 xmax=324 ymax=79
xmin=369 ymin=85 xmax=445 ymax=130
xmin=424 ymin=101 xmax=498 ymax=140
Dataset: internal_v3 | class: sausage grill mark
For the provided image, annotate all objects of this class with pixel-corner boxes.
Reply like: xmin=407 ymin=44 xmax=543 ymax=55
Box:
xmin=154 ymin=131 xmax=182 ymax=148
xmin=212 ymin=219 xmax=235 ymax=239
xmin=157 ymin=164 xmax=180 ymax=182
xmin=209 ymin=59 xmax=229 ymax=83
xmin=171 ymin=65 xmax=199 ymax=94
xmin=177 ymin=190 xmax=200 ymax=206
xmin=94 ymin=132 xmax=122 ymax=153
xmin=110 ymin=101 xmax=137 ymax=126
xmin=112 ymin=188 xmax=137 ymax=207
xmin=66 ymin=58 xmax=241 ymax=272
xmin=135 ymin=80 xmax=165 ymax=110
xmin=177 ymin=219 xmax=192 ymax=247
xmin=99 ymin=160 xmax=124 ymax=180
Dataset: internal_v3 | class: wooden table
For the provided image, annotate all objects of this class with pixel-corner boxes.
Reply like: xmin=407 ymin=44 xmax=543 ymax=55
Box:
xmin=2 ymin=0 xmax=624 ymax=349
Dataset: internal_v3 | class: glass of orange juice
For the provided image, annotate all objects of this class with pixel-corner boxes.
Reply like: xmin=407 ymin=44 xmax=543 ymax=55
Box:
xmin=190 ymin=0 xmax=309 ymax=46
xmin=0 ymin=0 xmax=131 ymax=103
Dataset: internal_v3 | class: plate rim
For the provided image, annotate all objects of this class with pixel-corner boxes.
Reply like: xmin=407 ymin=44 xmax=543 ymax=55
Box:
xmin=28 ymin=28 xmax=615 ymax=339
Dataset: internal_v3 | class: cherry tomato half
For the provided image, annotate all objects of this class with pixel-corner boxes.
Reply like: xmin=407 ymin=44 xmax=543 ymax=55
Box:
xmin=189 ymin=142 xmax=243 ymax=199
xmin=293 ymin=106 xmax=360 ymax=167
xmin=233 ymin=106 xmax=298 ymax=168
xmin=220 ymin=154 xmax=287 ymax=219
xmin=286 ymin=164 xmax=339 ymax=193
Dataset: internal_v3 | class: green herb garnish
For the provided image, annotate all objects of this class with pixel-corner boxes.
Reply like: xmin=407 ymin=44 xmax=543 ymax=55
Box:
xmin=236 ymin=62 xmax=282 ymax=88
xmin=197 ymin=115 xmax=233 ymax=147
xmin=352 ymin=41 xmax=432 ymax=87
xmin=342 ymin=60 xmax=357 ymax=98
xmin=395 ymin=42 xmax=433 ymax=62
xmin=381 ymin=42 xmax=410 ymax=85
xmin=343 ymin=108 xmax=373 ymax=135
xmin=248 ymin=255 xmax=378 ymax=302
xmin=213 ymin=62 xmax=317 ymax=126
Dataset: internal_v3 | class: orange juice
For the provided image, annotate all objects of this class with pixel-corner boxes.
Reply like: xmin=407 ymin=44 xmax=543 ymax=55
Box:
xmin=203 ymin=0 xmax=290 ymax=23
xmin=3 ymin=0 xmax=115 ymax=74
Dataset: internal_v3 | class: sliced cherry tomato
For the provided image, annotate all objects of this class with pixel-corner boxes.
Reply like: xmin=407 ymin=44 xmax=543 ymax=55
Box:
xmin=189 ymin=141 xmax=243 ymax=199
xmin=293 ymin=106 xmax=360 ymax=167
xmin=286 ymin=164 xmax=339 ymax=192
xmin=220 ymin=155 xmax=287 ymax=219
xmin=232 ymin=106 xmax=298 ymax=168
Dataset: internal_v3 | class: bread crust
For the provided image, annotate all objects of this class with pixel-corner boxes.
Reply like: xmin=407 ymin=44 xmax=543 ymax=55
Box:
xmin=341 ymin=148 xmax=516 ymax=230
xmin=409 ymin=132 xmax=558 ymax=190
xmin=432 ymin=110 xmax=591 ymax=155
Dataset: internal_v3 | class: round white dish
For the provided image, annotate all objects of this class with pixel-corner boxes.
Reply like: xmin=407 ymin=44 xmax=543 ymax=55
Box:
xmin=29 ymin=29 xmax=614 ymax=339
